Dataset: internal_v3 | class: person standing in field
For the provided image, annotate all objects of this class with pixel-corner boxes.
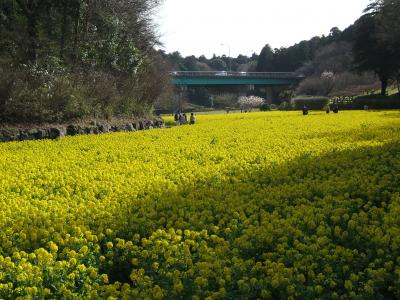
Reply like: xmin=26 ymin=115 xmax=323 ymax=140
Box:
xmin=302 ymin=105 xmax=309 ymax=115
xmin=325 ymin=104 xmax=330 ymax=114
xmin=190 ymin=113 xmax=196 ymax=125
xmin=174 ymin=113 xmax=180 ymax=125
xmin=181 ymin=113 xmax=187 ymax=125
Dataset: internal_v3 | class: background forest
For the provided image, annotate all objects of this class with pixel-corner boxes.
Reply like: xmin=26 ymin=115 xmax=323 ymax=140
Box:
xmin=0 ymin=0 xmax=169 ymax=123
xmin=160 ymin=0 xmax=400 ymax=110
xmin=0 ymin=0 xmax=399 ymax=123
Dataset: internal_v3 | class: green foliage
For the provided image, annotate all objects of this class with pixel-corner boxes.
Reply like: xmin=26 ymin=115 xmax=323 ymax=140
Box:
xmin=278 ymin=101 xmax=292 ymax=111
xmin=162 ymin=52 xmax=259 ymax=73
xmin=292 ymin=96 xmax=330 ymax=110
xmin=187 ymin=87 xmax=212 ymax=107
xmin=210 ymin=58 xmax=227 ymax=71
xmin=256 ymin=44 xmax=274 ymax=72
xmin=279 ymin=90 xmax=295 ymax=102
xmin=180 ymin=56 xmax=199 ymax=71
xmin=212 ymin=94 xmax=238 ymax=109
xmin=259 ymin=103 xmax=271 ymax=111
xmin=256 ymin=34 xmax=336 ymax=73
xmin=0 ymin=56 xmax=167 ymax=123
xmin=270 ymin=103 xmax=278 ymax=110
xmin=353 ymin=93 xmax=400 ymax=109
xmin=0 ymin=0 xmax=166 ymax=123
xmin=353 ymin=1 xmax=400 ymax=95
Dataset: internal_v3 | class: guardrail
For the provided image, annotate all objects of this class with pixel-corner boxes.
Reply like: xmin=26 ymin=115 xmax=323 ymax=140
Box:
xmin=169 ymin=71 xmax=303 ymax=78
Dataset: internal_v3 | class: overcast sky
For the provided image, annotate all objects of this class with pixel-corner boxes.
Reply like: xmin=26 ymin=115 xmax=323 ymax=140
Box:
xmin=154 ymin=0 xmax=371 ymax=58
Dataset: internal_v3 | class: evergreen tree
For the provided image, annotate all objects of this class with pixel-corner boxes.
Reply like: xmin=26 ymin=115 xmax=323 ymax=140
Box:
xmin=353 ymin=3 xmax=399 ymax=95
xmin=256 ymin=44 xmax=274 ymax=72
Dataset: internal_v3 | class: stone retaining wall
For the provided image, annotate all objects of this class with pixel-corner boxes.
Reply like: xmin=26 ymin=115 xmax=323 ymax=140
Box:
xmin=0 ymin=118 xmax=164 ymax=142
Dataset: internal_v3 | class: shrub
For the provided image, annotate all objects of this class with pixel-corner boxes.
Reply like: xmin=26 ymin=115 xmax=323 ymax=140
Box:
xmin=213 ymin=94 xmax=237 ymax=109
xmin=270 ymin=104 xmax=278 ymax=110
xmin=292 ymin=96 xmax=330 ymax=110
xmin=259 ymin=103 xmax=271 ymax=111
xmin=0 ymin=58 xmax=164 ymax=124
xmin=0 ymin=59 xmax=88 ymax=123
xmin=352 ymin=93 xmax=400 ymax=109
xmin=279 ymin=101 xmax=292 ymax=110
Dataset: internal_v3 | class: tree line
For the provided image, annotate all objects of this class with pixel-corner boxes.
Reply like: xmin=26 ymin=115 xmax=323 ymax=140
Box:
xmin=255 ymin=0 xmax=400 ymax=97
xmin=1 ymin=0 xmax=398 ymax=122
xmin=0 ymin=0 xmax=168 ymax=123
xmin=353 ymin=0 xmax=400 ymax=96
xmin=253 ymin=0 xmax=400 ymax=96
xmin=160 ymin=51 xmax=259 ymax=73
xmin=165 ymin=0 xmax=399 ymax=101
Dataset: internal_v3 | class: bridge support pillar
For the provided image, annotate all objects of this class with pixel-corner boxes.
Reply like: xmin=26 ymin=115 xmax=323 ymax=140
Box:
xmin=265 ymin=87 xmax=274 ymax=104
xmin=176 ymin=85 xmax=187 ymax=113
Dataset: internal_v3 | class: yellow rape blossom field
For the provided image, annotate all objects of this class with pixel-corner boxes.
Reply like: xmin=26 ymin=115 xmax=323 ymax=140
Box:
xmin=1 ymin=111 xmax=400 ymax=299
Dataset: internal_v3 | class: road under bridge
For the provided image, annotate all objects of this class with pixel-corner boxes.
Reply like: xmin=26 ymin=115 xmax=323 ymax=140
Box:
xmin=170 ymin=71 xmax=303 ymax=105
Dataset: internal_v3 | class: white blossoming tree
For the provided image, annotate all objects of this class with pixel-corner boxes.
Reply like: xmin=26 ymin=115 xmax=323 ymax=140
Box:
xmin=238 ymin=96 xmax=265 ymax=111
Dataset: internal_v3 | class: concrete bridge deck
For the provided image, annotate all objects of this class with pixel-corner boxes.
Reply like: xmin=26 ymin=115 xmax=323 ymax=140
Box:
xmin=170 ymin=71 xmax=303 ymax=86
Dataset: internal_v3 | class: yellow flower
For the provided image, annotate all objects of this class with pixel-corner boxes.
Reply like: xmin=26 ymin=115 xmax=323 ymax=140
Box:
xmin=101 ymin=274 xmax=109 ymax=284
xmin=43 ymin=288 xmax=51 ymax=296
xmin=69 ymin=258 xmax=77 ymax=266
xmin=48 ymin=241 xmax=59 ymax=253
xmin=152 ymin=285 xmax=164 ymax=300
xmin=79 ymin=245 xmax=89 ymax=254
xmin=68 ymin=273 xmax=76 ymax=281
xmin=0 ymin=111 xmax=399 ymax=298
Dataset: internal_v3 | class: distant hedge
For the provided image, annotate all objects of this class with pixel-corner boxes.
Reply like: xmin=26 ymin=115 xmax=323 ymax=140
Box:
xmin=292 ymin=96 xmax=330 ymax=110
xmin=259 ymin=103 xmax=271 ymax=111
xmin=352 ymin=93 xmax=400 ymax=109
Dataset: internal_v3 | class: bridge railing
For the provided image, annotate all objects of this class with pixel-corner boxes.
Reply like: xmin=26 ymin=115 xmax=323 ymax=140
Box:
xmin=169 ymin=71 xmax=302 ymax=78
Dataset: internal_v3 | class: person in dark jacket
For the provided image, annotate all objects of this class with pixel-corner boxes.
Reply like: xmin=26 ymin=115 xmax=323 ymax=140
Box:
xmin=302 ymin=105 xmax=309 ymax=115
xmin=190 ymin=113 xmax=196 ymax=125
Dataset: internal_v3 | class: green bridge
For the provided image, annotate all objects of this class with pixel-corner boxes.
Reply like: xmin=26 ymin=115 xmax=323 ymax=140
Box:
xmin=170 ymin=71 xmax=303 ymax=86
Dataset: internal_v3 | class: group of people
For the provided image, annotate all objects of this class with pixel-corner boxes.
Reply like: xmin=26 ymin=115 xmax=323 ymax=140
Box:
xmin=174 ymin=112 xmax=196 ymax=125
xmin=302 ymin=104 xmax=339 ymax=115
xmin=324 ymin=104 xmax=339 ymax=114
